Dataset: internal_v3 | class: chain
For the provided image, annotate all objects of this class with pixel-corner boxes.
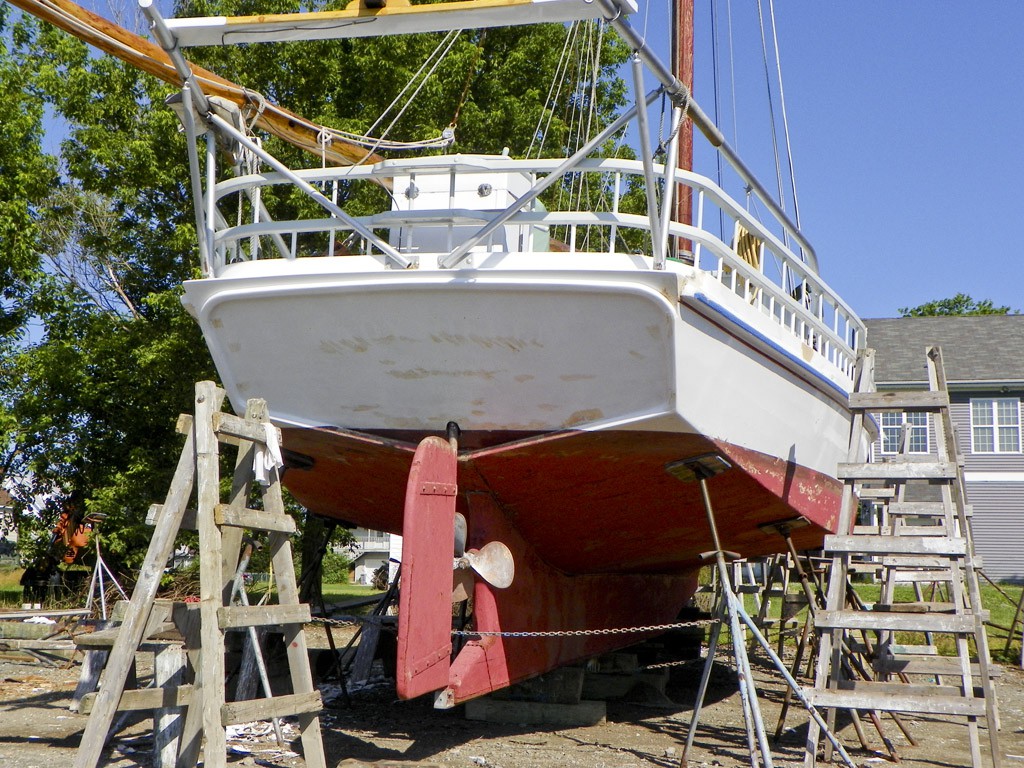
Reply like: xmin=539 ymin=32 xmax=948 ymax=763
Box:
xmin=451 ymin=618 xmax=718 ymax=639
xmin=312 ymin=616 xmax=369 ymax=629
xmin=312 ymin=616 xmax=719 ymax=639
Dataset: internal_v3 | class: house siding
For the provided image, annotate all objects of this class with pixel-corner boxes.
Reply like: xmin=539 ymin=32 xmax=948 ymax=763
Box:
xmin=965 ymin=481 xmax=1024 ymax=583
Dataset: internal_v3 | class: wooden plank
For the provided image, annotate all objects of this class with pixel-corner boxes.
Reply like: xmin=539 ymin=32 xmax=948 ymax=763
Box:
xmin=805 ymin=685 xmax=986 ymax=717
xmin=0 ymin=608 xmax=91 ymax=620
xmin=349 ymin=618 xmax=382 ymax=685
xmin=887 ymin=501 xmax=969 ymax=517
xmin=154 ymin=644 xmax=186 ymax=768
xmin=816 ymin=609 xmax=978 ymax=633
xmin=196 ymin=382 xmax=229 ymax=768
xmin=857 ymin=487 xmax=895 ymax=499
xmin=851 ymin=525 xmax=948 ymax=537
xmin=220 ymin=691 xmax=323 ymax=726
xmin=848 ymin=390 xmax=949 ymax=411
xmin=214 ymin=503 xmax=296 ymax=534
xmin=824 ymin=534 xmax=966 ymax=556
xmin=882 ymin=569 xmax=964 ymax=583
xmin=839 ymin=461 xmax=958 ymax=480
xmin=879 ymin=555 xmax=959 ymax=568
xmin=0 ymin=638 xmax=76 ymax=651
xmin=75 ymin=624 xmax=175 ymax=648
xmin=872 ymin=656 xmax=999 ymax=677
xmin=147 ymin=503 xmax=198 ymax=530
xmin=213 ymin=411 xmax=277 ymax=445
xmin=865 ymin=601 xmax=958 ymax=614
xmin=218 ymin=603 xmax=311 ymax=630
xmin=80 ymin=684 xmax=194 ymax=714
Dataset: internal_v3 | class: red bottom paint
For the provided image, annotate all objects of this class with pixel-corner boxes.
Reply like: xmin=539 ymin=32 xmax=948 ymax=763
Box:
xmin=281 ymin=425 xmax=843 ymax=703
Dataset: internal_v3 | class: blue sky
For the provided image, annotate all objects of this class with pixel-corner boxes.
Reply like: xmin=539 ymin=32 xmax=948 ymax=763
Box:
xmin=654 ymin=2 xmax=1024 ymax=319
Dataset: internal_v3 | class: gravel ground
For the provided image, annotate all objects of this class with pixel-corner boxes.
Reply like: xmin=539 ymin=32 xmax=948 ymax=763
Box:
xmin=2 ymin=636 xmax=1023 ymax=768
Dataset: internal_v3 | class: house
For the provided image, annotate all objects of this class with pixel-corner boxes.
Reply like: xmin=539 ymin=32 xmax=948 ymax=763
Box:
xmin=348 ymin=528 xmax=391 ymax=585
xmin=864 ymin=315 xmax=1024 ymax=582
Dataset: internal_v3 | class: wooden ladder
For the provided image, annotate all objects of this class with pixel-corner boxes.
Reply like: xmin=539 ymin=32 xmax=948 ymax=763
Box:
xmin=804 ymin=347 xmax=999 ymax=768
xmin=72 ymin=381 xmax=326 ymax=768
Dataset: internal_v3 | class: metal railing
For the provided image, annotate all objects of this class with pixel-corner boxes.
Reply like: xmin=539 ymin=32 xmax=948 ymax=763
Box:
xmin=207 ymin=156 xmax=863 ymax=379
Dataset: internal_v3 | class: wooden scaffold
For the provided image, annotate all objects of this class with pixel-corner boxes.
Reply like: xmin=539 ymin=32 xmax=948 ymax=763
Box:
xmin=73 ymin=381 xmax=326 ymax=768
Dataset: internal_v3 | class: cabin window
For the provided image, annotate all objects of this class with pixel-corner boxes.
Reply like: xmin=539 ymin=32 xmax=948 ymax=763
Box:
xmin=879 ymin=411 xmax=929 ymax=454
xmin=971 ymin=398 xmax=1022 ymax=453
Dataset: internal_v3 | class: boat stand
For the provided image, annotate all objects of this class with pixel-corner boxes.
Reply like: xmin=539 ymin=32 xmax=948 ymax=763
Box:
xmin=666 ymin=455 xmax=856 ymax=768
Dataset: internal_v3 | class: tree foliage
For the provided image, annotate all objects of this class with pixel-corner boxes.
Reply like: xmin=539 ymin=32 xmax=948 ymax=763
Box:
xmin=899 ymin=293 xmax=1017 ymax=318
xmin=0 ymin=1 xmax=637 ymax=577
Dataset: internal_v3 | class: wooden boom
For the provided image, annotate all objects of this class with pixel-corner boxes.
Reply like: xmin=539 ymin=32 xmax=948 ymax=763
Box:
xmin=9 ymin=0 xmax=380 ymax=166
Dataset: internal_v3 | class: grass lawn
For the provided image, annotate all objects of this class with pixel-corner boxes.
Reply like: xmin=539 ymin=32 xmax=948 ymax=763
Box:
xmin=238 ymin=580 xmax=385 ymax=608
xmin=322 ymin=582 xmax=386 ymax=604
xmin=0 ymin=568 xmax=23 ymax=608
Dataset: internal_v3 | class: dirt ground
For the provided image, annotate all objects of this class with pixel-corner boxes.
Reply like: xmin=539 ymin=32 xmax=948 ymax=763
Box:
xmin=2 ymin=630 xmax=1023 ymax=768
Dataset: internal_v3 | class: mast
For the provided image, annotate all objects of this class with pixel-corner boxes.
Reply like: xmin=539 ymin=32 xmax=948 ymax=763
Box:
xmin=671 ymin=0 xmax=694 ymax=258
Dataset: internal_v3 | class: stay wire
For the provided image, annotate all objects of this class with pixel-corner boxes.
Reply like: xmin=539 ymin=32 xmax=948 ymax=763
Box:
xmin=755 ymin=0 xmax=787 ymax=217
xmin=767 ymin=0 xmax=801 ymax=230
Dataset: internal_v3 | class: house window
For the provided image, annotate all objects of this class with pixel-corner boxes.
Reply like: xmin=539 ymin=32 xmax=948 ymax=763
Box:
xmin=971 ymin=398 xmax=1022 ymax=453
xmin=879 ymin=411 xmax=929 ymax=454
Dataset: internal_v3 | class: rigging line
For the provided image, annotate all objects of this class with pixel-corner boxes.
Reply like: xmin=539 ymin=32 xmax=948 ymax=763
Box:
xmin=363 ymin=29 xmax=461 ymax=139
xmin=755 ymin=0 xmax=787 ymax=217
xmin=583 ymin=19 xmax=604 ymax=160
xmin=767 ymin=0 xmax=801 ymax=229
xmin=545 ymin=21 xmax=582 ymax=211
xmin=351 ymin=29 xmax=463 ymax=168
xmin=726 ymin=0 xmax=738 ymax=154
xmin=529 ymin=20 xmax=579 ymax=158
xmin=450 ymin=29 xmax=486 ymax=128
xmin=571 ymin=21 xmax=599 ymax=212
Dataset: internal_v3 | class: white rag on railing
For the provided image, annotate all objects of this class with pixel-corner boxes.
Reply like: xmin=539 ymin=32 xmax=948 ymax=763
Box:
xmin=253 ymin=422 xmax=284 ymax=485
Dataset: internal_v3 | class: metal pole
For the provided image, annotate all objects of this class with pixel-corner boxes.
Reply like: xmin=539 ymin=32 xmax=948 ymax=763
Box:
xmin=682 ymin=606 xmax=723 ymax=762
xmin=139 ymin=0 xmax=209 ymax=115
xmin=657 ymin=106 xmax=683 ymax=269
xmin=697 ymin=474 xmax=774 ymax=768
xmin=179 ymin=83 xmax=212 ymax=274
xmin=631 ymin=54 xmax=663 ymax=267
xmin=205 ymin=130 xmax=218 ymax=270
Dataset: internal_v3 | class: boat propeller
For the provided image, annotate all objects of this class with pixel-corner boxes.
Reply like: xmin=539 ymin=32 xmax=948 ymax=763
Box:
xmin=452 ymin=512 xmax=515 ymax=592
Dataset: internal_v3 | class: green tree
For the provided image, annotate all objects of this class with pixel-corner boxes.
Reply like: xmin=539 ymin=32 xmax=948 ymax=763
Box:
xmin=899 ymin=293 xmax=1017 ymax=317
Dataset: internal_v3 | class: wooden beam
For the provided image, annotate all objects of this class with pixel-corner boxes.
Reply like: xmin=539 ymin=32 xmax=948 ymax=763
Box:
xmin=165 ymin=0 xmax=634 ymax=46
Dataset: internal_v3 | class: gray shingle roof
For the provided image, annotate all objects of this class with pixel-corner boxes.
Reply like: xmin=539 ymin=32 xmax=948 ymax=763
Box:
xmin=864 ymin=316 xmax=1024 ymax=385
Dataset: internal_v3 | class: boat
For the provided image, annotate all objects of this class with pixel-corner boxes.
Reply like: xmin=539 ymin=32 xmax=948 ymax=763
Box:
xmin=141 ymin=0 xmax=865 ymax=705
